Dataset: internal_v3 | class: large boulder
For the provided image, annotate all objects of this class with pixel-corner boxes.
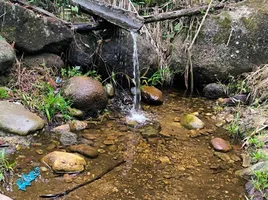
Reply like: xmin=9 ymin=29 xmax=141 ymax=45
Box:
xmin=100 ymin=30 xmax=159 ymax=77
xmin=0 ymin=39 xmax=15 ymax=75
xmin=62 ymin=76 xmax=108 ymax=113
xmin=170 ymin=0 xmax=268 ymax=85
xmin=0 ymin=1 xmax=73 ymax=54
xmin=0 ymin=101 xmax=44 ymax=135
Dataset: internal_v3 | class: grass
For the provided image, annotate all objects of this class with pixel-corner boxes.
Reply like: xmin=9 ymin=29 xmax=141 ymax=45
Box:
xmin=0 ymin=149 xmax=16 ymax=182
xmin=252 ymin=171 xmax=268 ymax=198
xmin=226 ymin=112 xmax=241 ymax=137
xmin=251 ymin=150 xmax=268 ymax=162
xmin=0 ymin=88 xmax=10 ymax=99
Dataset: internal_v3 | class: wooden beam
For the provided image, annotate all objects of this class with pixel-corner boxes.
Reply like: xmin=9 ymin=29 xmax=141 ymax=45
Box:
xmin=70 ymin=0 xmax=144 ymax=31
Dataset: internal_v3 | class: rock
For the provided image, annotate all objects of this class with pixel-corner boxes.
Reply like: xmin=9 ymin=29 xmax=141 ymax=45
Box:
xmin=141 ymin=86 xmax=163 ymax=105
xmin=159 ymin=156 xmax=171 ymax=164
xmin=52 ymin=124 xmax=71 ymax=133
xmin=59 ymin=131 xmax=77 ymax=146
xmin=180 ymin=114 xmax=205 ymax=130
xmin=41 ymin=151 xmax=86 ymax=173
xmin=235 ymin=161 xmax=268 ymax=178
xmin=68 ymin=108 xmax=84 ymax=118
xmin=99 ymin=30 xmax=158 ymax=80
xmin=211 ymin=138 xmax=232 ymax=152
xmin=188 ymin=130 xmax=201 ymax=138
xmin=23 ymin=53 xmax=64 ymax=69
xmin=69 ymin=120 xmax=88 ymax=131
xmin=103 ymin=140 xmax=115 ymax=145
xmin=105 ymin=83 xmax=115 ymax=98
xmin=62 ymin=76 xmax=108 ymax=113
xmin=0 ymin=39 xmax=15 ymax=75
xmin=68 ymin=33 xmax=97 ymax=67
xmin=170 ymin=1 xmax=268 ymax=84
xmin=0 ymin=1 xmax=73 ymax=54
xmin=0 ymin=101 xmax=44 ymax=135
xmin=140 ymin=122 xmax=161 ymax=138
xmin=0 ymin=194 xmax=12 ymax=200
xmin=225 ymin=114 xmax=235 ymax=123
xmin=203 ymin=83 xmax=227 ymax=99
xmin=69 ymin=144 xmax=99 ymax=158
xmin=242 ymin=153 xmax=252 ymax=168
xmin=214 ymin=152 xmax=233 ymax=163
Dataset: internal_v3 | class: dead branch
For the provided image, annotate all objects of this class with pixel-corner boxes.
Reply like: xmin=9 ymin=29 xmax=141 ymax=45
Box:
xmin=143 ymin=3 xmax=224 ymax=23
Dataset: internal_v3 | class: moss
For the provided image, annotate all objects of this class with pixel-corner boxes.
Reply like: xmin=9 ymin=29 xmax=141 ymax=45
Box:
xmin=0 ymin=26 xmax=16 ymax=42
xmin=212 ymin=12 xmax=232 ymax=44
xmin=241 ymin=16 xmax=259 ymax=31
xmin=180 ymin=114 xmax=204 ymax=130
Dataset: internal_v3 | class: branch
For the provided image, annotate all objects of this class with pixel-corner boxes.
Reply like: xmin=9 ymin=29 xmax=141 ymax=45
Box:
xmin=144 ymin=3 xmax=224 ymax=23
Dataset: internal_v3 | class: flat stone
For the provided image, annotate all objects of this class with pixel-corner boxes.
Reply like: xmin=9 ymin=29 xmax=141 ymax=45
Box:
xmin=69 ymin=144 xmax=99 ymax=158
xmin=211 ymin=137 xmax=232 ymax=152
xmin=241 ymin=153 xmax=252 ymax=168
xmin=51 ymin=124 xmax=70 ymax=133
xmin=69 ymin=120 xmax=88 ymax=131
xmin=235 ymin=161 xmax=268 ymax=178
xmin=0 ymin=101 xmax=44 ymax=135
xmin=59 ymin=131 xmax=77 ymax=146
xmin=41 ymin=151 xmax=86 ymax=173
xmin=214 ymin=152 xmax=234 ymax=163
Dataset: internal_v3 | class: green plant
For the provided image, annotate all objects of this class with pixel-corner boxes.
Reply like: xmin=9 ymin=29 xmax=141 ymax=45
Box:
xmin=61 ymin=66 xmax=82 ymax=78
xmin=227 ymin=75 xmax=249 ymax=95
xmin=252 ymin=171 xmax=268 ymax=197
xmin=252 ymin=150 xmax=268 ymax=161
xmin=0 ymin=149 xmax=16 ymax=182
xmin=0 ymin=88 xmax=9 ymax=99
xmin=248 ymin=137 xmax=265 ymax=148
xmin=21 ymin=83 xmax=72 ymax=122
xmin=142 ymin=67 xmax=171 ymax=86
xmin=84 ymin=70 xmax=102 ymax=81
xmin=226 ymin=112 xmax=240 ymax=136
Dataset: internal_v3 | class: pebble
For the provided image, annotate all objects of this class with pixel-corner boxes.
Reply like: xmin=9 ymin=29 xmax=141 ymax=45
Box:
xmin=98 ymin=149 xmax=106 ymax=153
xmin=103 ymin=140 xmax=115 ymax=145
xmin=36 ymin=149 xmax=44 ymax=155
xmin=211 ymin=137 xmax=232 ymax=152
xmin=159 ymin=156 xmax=171 ymax=164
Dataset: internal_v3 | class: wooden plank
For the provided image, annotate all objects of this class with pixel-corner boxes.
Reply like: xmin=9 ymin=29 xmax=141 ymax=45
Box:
xmin=70 ymin=0 xmax=144 ymax=31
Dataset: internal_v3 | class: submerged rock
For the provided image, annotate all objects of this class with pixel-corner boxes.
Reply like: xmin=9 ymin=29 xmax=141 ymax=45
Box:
xmin=0 ymin=39 xmax=15 ymax=75
xmin=180 ymin=114 xmax=204 ymax=130
xmin=141 ymin=86 xmax=163 ymax=105
xmin=211 ymin=137 xmax=232 ymax=152
xmin=0 ymin=1 xmax=72 ymax=54
xmin=62 ymin=76 xmax=108 ymax=113
xmin=203 ymin=83 xmax=228 ymax=99
xmin=0 ymin=101 xmax=44 ymax=135
xmin=59 ymin=131 xmax=77 ymax=146
xmin=41 ymin=151 xmax=86 ymax=173
xmin=69 ymin=144 xmax=99 ymax=158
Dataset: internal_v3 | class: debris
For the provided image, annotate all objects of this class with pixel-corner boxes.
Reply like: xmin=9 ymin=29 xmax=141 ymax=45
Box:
xmin=16 ymin=167 xmax=40 ymax=191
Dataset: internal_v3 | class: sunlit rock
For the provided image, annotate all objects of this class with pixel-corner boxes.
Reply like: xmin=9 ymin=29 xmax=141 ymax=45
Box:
xmin=41 ymin=151 xmax=86 ymax=173
xmin=141 ymin=85 xmax=163 ymax=105
xmin=69 ymin=144 xmax=99 ymax=158
xmin=0 ymin=101 xmax=44 ymax=135
xmin=180 ymin=114 xmax=204 ymax=130
xmin=211 ymin=137 xmax=232 ymax=152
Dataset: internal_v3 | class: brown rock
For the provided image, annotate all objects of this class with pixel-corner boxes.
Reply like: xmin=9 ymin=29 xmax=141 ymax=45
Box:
xmin=141 ymin=86 xmax=163 ymax=105
xmin=69 ymin=144 xmax=99 ymax=158
xmin=51 ymin=124 xmax=70 ymax=133
xmin=69 ymin=120 xmax=87 ymax=131
xmin=41 ymin=151 xmax=86 ymax=173
xmin=211 ymin=137 xmax=232 ymax=152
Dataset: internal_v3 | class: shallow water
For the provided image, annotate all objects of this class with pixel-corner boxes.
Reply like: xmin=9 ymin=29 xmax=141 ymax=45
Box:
xmin=2 ymin=89 xmax=245 ymax=200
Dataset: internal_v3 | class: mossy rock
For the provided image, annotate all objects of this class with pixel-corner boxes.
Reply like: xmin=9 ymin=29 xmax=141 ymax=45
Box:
xmin=180 ymin=114 xmax=205 ymax=130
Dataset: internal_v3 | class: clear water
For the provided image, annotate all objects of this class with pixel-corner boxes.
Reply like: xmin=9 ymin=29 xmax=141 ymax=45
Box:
xmin=130 ymin=31 xmax=141 ymax=111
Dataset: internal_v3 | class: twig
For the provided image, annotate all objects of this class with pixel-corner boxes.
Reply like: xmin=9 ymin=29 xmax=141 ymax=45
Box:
xmin=40 ymin=159 xmax=126 ymax=199
xmin=226 ymin=28 xmax=233 ymax=46
xmin=186 ymin=0 xmax=213 ymax=91
xmin=242 ymin=125 xmax=268 ymax=148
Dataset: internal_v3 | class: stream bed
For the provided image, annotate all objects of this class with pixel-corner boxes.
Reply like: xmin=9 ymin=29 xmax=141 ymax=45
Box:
xmin=2 ymin=89 xmax=245 ymax=200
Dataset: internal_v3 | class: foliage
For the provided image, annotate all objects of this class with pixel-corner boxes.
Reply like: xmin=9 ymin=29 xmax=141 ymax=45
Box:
xmin=252 ymin=171 xmax=268 ymax=197
xmin=251 ymin=150 xmax=268 ymax=162
xmin=227 ymin=75 xmax=249 ymax=95
xmin=21 ymin=83 xmax=72 ymax=122
xmin=226 ymin=112 xmax=241 ymax=137
xmin=84 ymin=70 xmax=102 ymax=81
xmin=248 ymin=136 xmax=264 ymax=148
xmin=0 ymin=88 xmax=10 ymax=99
xmin=61 ymin=66 xmax=82 ymax=78
xmin=0 ymin=149 xmax=16 ymax=182
xmin=142 ymin=66 xmax=171 ymax=86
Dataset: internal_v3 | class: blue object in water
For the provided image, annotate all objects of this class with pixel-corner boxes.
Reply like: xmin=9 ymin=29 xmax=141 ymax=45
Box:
xmin=16 ymin=167 xmax=40 ymax=191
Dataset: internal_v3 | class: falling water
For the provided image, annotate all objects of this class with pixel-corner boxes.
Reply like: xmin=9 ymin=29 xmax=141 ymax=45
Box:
xmin=127 ymin=31 xmax=147 ymax=124
xmin=130 ymin=31 xmax=141 ymax=111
